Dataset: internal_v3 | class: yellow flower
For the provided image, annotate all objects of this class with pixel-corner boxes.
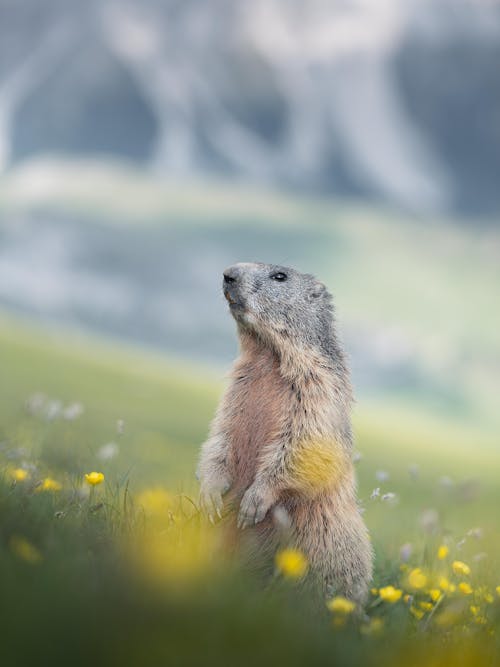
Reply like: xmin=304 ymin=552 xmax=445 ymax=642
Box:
xmin=38 ymin=477 xmax=62 ymax=492
xmin=137 ymin=487 xmax=173 ymax=517
xmin=275 ymin=548 xmax=308 ymax=579
xmin=403 ymin=594 xmax=411 ymax=604
xmin=408 ymin=568 xmax=428 ymax=590
xmin=429 ymin=589 xmax=442 ymax=602
xmin=11 ymin=468 xmax=29 ymax=482
xmin=327 ymin=596 xmax=356 ymax=614
xmin=9 ymin=536 xmax=42 ymax=564
xmin=379 ymin=586 xmax=402 ymax=603
xmin=470 ymin=605 xmax=479 ymax=616
xmin=85 ymin=472 xmax=105 ymax=486
xmin=496 ymin=586 xmax=500 ymax=597
xmin=437 ymin=545 xmax=449 ymax=560
xmin=438 ymin=576 xmax=451 ymax=591
xmin=458 ymin=582 xmax=472 ymax=595
xmin=410 ymin=606 xmax=424 ymax=620
xmin=452 ymin=560 xmax=471 ymax=576
xmin=370 ymin=588 xmax=378 ymax=596
xmin=419 ymin=601 xmax=433 ymax=612
xmin=476 ymin=586 xmax=493 ymax=604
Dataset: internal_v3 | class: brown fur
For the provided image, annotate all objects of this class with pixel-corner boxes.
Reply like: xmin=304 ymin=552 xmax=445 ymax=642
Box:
xmin=198 ymin=265 xmax=373 ymax=603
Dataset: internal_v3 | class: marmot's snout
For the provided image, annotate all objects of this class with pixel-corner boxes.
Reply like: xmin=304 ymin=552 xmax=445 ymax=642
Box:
xmin=223 ymin=264 xmax=246 ymax=310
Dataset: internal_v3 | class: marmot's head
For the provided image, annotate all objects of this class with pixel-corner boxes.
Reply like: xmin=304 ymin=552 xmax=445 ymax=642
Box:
xmin=222 ymin=262 xmax=336 ymax=355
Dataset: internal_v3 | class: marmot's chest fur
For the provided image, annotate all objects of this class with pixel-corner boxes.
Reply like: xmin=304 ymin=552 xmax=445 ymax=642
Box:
xmin=227 ymin=345 xmax=289 ymax=495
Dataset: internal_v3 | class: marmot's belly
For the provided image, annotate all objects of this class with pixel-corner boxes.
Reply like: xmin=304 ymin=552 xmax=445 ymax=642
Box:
xmin=227 ymin=366 xmax=288 ymax=496
xmin=227 ymin=402 xmax=280 ymax=495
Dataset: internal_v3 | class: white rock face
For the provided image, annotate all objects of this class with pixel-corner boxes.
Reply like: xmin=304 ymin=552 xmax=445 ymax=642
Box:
xmin=0 ymin=0 xmax=499 ymax=214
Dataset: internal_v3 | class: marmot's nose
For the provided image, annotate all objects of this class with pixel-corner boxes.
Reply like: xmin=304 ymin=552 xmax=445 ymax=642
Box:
xmin=223 ymin=267 xmax=240 ymax=284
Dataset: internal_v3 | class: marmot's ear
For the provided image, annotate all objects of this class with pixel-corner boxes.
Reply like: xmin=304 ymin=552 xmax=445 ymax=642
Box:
xmin=309 ymin=281 xmax=326 ymax=300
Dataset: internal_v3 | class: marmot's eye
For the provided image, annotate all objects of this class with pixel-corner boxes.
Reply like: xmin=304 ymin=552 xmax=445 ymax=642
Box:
xmin=270 ymin=272 xmax=287 ymax=282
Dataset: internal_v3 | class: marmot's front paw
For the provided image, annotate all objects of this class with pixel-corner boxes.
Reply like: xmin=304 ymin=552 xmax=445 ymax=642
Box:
xmin=199 ymin=475 xmax=231 ymax=523
xmin=237 ymin=483 xmax=275 ymax=529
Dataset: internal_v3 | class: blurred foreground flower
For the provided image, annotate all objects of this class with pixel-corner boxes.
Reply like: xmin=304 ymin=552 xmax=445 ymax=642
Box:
xmin=85 ymin=472 xmax=105 ymax=486
xmin=275 ymin=548 xmax=308 ymax=579
xmin=379 ymin=586 xmax=402 ymax=603
xmin=408 ymin=568 xmax=428 ymax=590
xmin=37 ymin=477 xmax=62 ymax=492
xmin=452 ymin=561 xmax=471 ymax=576
xmin=11 ymin=468 xmax=29 ymax=482
xmin=9 ymin=536 xmax=42 ymax=564
xmin=429 ymin=589 xmax=442 ymax=602
xmin=437 ymin=545 xmax=449 ymax=560
xmin=419 ymin=509 xmax=439 ymax=534
xmin=131 ymin=516 xmax=218 ymax=586
xmin=63 ymin=402 xmax=84 ymax=420
xmin=327 ymin=596 xmax=356 ymax=614
xmin=459 ymin=582 xmax=473 ymax=595
xmin=137 ymin=487 xmax=173 ymax=518
xmin=400 ymin=542 xmax=413 ymax=562
xmin=97 ymin=442 xmax=119 ymax=461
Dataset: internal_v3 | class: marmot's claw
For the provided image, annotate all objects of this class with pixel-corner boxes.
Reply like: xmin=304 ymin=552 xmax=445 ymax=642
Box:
xmin=199 ymin=486 xmax=224 ymax=522
xmin=238 ymin=484 xmax=273 ymax=530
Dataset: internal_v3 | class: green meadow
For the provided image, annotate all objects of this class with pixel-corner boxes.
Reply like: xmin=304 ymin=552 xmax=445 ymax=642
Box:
xmin=1 ymin=164 xmax=499 ymax=665
xmin=1 ymin=315 xmax=499 ymax=666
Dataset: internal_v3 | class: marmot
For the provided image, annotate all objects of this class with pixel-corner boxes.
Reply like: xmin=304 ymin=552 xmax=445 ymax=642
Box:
xmin=197 ymin=262 xmax=372 ymax=603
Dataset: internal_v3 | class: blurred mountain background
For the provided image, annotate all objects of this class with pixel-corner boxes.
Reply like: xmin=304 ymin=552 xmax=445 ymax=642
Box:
xmin=1 ymin=0 xmax=500 ymax=215
xmin=0 ymin=0 xmax=499 ymax=435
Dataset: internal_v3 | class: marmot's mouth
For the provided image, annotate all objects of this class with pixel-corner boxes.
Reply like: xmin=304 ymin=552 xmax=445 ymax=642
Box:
xmin=224 ymin=288 xmax=235 ymax=304
xmin=224 ymin=289 xmax=245 ymax=310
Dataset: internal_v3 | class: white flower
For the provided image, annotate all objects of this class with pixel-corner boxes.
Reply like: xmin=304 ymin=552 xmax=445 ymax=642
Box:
xmin=45 ymin=400 xmax=62 ymax=421
xmin=370 ymin=487 xmax=380 ymax=500
xmin=97 ymin=442 xmax=119 ymax=461
xmin=400 ymin=542 xmax=413 ymax=562
xmin=467 ymin=527 xmax=483 ymax=540
xmin=26 ymin=393 xmax=47 ymax=415
xmin=352 ymin=451 xmax=363 ymax=464
xmin=381 ymin=492 xmax=398 ymax=504
xmin=63 ymin=402 xmax=84 ymax=420
xmin=419 ymin=509 xmax=439 ymax=534
xmin=376 ymin=470 xmax=389 ymax=482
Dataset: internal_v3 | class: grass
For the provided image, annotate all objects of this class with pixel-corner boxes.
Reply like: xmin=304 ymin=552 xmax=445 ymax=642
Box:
xmin=1 ymin=314 xmax=500 ymax=666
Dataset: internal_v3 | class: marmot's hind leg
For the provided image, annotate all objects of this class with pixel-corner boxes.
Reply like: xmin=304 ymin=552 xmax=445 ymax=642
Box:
xmin=322 ymin=519 xmax=373 ymax=605
xmin=293 ymin=502 xmax=373 ymax=606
